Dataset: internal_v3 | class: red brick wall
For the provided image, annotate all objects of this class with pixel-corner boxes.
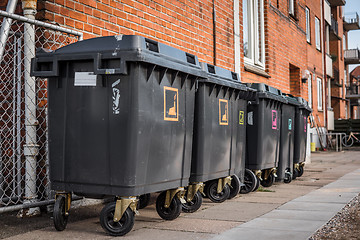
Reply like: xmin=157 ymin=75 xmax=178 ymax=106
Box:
xmin=240 ymin=0 xmax=308 ymax=99
xmin=35 ymin=0 xmax=235 ymax=71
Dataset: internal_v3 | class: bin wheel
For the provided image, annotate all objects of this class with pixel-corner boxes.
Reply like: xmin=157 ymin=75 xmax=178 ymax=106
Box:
xmin=182 ymin=191 xmax=203 ymax=213
xmin=100 ymin=202 xmax=135 ymax=236
xmin=298 ymin=166 xmax=304 ymax=177
xmin=53 ymin=195 xmax=69 ymax=231
xmin=284 ymin=172 xmax=292 ymax=184
xmin=293 ymin=168 xmax=299 ymax=180
xmin=228 ymin=175 xmax=241 ymax=199
xmin=240 ymin=169 xmax=257 ymax=194
xmin=156 ymin=191 xmax=182 ymax=220
xmin=138 ymin=193 xmax=151 ymax=209
xmin=253 ymin=176 xmax=260 ymax=192
xmin=260 ymin=173 xmax=275 ymax=187
xmin=206 ymin=180 xmax=230 ymax=203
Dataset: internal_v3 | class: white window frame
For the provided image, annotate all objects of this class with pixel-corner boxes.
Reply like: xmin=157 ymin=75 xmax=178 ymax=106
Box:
xmin=243 ymin=0 xmax=265 ymax=69
xmin=315 ymin=17 xmax=321 ymax=51
xmin=306 ymin=7 xmax=310 ymax=43
xmin=317 ymin=77 xmax=323 ymax=110
xmin=308 ymin=73 xmax=312 ymax=108
xmin=325 ymin=24 xmax=330 ymax=54
xmin=289 ymin=0 xmax=295 ymax=16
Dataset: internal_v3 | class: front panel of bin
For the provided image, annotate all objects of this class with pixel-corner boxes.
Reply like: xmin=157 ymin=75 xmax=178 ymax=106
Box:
xmin=246 ymin=90 xmax=283 ymax=170
xmin=43 ymin=36 xmax=202 ymax=197
xmin=277 ymin=103 xmax=295 ymax=181
xmin=294 ymin=107 xmax=311 ymax=164
xmin=190 ymin=84 xmax=248 ymax=183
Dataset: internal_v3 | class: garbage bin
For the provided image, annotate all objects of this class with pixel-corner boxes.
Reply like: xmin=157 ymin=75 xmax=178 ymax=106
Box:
xmin=293 ymin=97 xmax=312 ymax=178
xmin=31 ymin=35 xmax=205 ymax=236
xmin=245 ymin=83 xmax=287 ymax=190
xmin=186 ymin=63 xmax=255 ymax=206
xmin=277 ymin=94 xmax=300 ymax=183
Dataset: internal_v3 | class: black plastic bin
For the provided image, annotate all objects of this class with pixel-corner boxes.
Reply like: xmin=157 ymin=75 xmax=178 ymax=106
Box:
xmin=189 ymin=63 xmax=255 ymax=203
xmin=31 ymin=35 xmax=205 ymax=236
xmin=293 ymin=97 xmax=312 ymax=177
xmin=245 ymin=83 xmax=287 ymax=189
xmin=277 ymin=94 xmax=300 ymax=183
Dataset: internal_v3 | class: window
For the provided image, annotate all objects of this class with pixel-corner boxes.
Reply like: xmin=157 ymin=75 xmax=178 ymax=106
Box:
xmin=343 ymin=34 xmax=346 ymax=50
xmin=243 ymin=0 xmax=265 ymax=68
xmin=325 ymin=24 xmax=330 ymax=55
xmin=289 ymin=0 xmax=295 ymax=16
xmin=317 ymin=77 xmax=323 ymax=110
xmin=308 ymin=73 xmax=312 ymax=108
xmin=315 ymin=17 xmax=321 ymax=51
xmin=306 ymin=7 xmax=310 ymax=43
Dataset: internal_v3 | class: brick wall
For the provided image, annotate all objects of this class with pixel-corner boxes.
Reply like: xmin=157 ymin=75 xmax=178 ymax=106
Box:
xmin=35 ymin=0 xmax=236 ymax=71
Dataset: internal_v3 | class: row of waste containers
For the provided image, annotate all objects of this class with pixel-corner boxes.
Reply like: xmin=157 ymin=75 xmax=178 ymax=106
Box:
xmin=31 ymin=35 xmax=312 ymax=236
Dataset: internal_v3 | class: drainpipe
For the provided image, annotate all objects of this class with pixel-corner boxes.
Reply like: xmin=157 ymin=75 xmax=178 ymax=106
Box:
xmin=212 ymin=0 xmax=216 ymax=66
xmin=0 ymin=0 xmax=18 ymax=62
xmin=234 ymin=0 xmax=241 ymax=75
xmin=20 ymin=0 xmax=40 ymax=217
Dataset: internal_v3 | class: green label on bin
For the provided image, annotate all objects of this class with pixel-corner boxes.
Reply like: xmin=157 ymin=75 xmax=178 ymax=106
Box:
xmin=288 ymin=118 xmax=292 ymax=130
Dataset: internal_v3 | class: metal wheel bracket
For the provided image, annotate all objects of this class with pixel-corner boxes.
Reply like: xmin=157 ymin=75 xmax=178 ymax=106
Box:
xmin=217 ymin=176 xmax=232 ymax=194
xmin=114 ymin=196 xmax=138 ymax=222
xmin=164 ymin=187 xmax=185 ymax=208
xmin=299 ymin=162 xmax=305 ymax=168
xmin=55 ymin=192 xmax=71 ymax=216
xmin=253 ymin=170 xmax=262 ymax=180
xmin=263 ymin=168 xmax=277 ymax=180
xmin=294 ymin=163 xmax=300 ymax=171
xmin=186 ymin=183 xmax=204 ymax=202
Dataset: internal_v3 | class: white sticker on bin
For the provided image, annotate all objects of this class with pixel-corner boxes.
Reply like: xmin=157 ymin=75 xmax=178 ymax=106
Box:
xmin=74 ymin=72 xmax=97 ymax=86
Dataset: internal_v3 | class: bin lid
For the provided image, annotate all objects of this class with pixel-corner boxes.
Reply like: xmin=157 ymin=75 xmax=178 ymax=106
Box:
xmin=246 ymin=83 xmax=287 ymax=103
xmin=296 ymin=97 xmax=313 ymax=112
xmin=200 ymin=62 xmax=240 ymax=82
xmin=282 ymin=93 xmax=301 ymax=106
xmin=32 ymin=35 xmax=205 ymax=78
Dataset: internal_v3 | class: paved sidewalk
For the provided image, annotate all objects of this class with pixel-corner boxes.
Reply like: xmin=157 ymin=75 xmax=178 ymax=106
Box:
xmin=211 ymin=168 xmax=360 ymax=240
xmin=1 ymin=150 xmax=360 ymax=240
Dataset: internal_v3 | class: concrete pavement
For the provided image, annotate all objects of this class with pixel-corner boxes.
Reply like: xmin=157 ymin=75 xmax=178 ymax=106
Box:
xmin=1 ymin=149 xmax=360 ymax=240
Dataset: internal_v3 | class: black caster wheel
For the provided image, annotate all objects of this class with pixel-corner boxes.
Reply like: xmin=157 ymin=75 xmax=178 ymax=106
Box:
xmin=284 ymin=172 xmax=292 ymax=184
xmin=156 ymin=191 xmax=182 ymax=220
xmin=138 ymin=193 xmax=151 ymax=209
xmin=228 ymin=175 xmax=241 ymax=199
xmin=260 ymin=173 xmax=275 ymax=187
xmin=253 ymin=176 xmax=260 ymax=192
xmin=293 ymin=168 xmax=299 ymax=180
xmin=240 ymin=169 xmax=257 ymax=194
xmin=100 ymin=202 xmax=135 ymax=236
xmin=182 ymin=191 xmax=203 ymax=213
xmin=298 ymin=166 xmax=304 ymax=177
xmin=53 ymin=195 xmax=69 ymax=231
xmin=206 ymin=180 xmax=230 ymax=203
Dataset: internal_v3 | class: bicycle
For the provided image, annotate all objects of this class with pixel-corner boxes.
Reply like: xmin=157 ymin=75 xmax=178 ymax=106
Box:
xmin=341 ymin=132 xmax=360 ymax=147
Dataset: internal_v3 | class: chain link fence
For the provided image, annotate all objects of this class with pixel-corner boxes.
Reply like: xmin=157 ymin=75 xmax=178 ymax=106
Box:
xmin=0 ymin=11 xmax=81 ymax=212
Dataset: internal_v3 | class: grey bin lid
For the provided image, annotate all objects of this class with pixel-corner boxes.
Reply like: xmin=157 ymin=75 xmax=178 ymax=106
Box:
xmin=32 ymin=35 xmax=205 ymax=78
xmin=200 ymin=62 xmax=240 ymax=82
xmin=296 ymin=97 xmax=313 ymax=112
xmin=282 ymin=93 xmax=301 ymax=106
xmin=246 ymin=82 xmax=287 ymax=103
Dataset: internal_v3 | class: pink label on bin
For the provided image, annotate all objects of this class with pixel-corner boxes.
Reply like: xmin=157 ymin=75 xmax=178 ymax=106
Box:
xmin=304 ymin=116 xmax=307 ymax=132
xmin=272 ymin=110 xmax=277 ymax=130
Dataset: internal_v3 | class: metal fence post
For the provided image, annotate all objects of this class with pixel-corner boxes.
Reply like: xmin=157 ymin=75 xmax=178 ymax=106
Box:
xmin=22 ymin=0 xmax=40 ymax=216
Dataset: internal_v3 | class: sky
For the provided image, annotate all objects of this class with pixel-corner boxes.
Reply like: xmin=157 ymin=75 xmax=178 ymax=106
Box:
xmin=344 ymin=0 xmax=360 ymax=72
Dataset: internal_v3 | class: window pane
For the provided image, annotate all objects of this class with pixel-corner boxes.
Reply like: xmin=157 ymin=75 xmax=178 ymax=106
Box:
xmin=306 ymin=8 xmax=310 ymax=42
xmin=308 ymin=73 xmax=312 ymax=108
xmin=315 ymin=17 xmax=320 ymax=50
xmin=257 ymin=0 xmax=264 ymax=65
xmin=317 ymin=77 xmax=322 ymax=110
xmin=243 ymin=0 xmax=250 ymax=58
xmin=289 ymin=0 xmax=294 ymax=15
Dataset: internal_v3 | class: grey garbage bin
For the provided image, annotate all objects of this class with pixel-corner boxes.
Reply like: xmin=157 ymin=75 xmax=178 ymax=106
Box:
xmin=187 ymin=63 xmax=255 ymax=206
xmin=293 ymin=97 xmax=312 ymax=178
xmin=245 ymin=83 xmax=287 ymax=191
xmin=31 ymin=35 xmax=205 ymax=236
xmin=277 ymin=94 xmax=300 ymax=183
